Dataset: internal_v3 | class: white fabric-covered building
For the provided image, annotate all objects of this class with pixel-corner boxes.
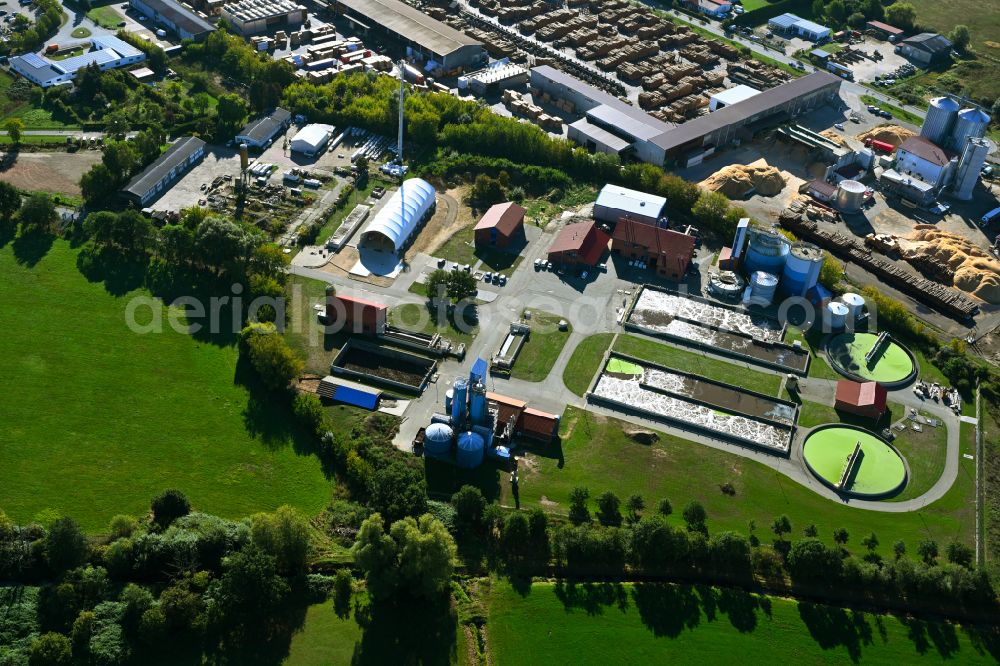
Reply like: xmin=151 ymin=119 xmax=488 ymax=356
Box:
xmin=289 ymin=124 xmax=333 ymax=155
xmin=360 ymin=178 xmax=436 ymax=254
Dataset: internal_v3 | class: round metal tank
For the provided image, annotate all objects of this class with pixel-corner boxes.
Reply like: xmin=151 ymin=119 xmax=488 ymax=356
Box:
xmin=920 ymin=96 xmax=960 ymax=145
xmin=709 ymin=271 xmax=746 ymax=299
xmin=826 ymin=301 xmax=849 ymax=330
xmin=469 ymin=386 xmax=487 ymax=426
xmin=456 ymin=431 xmax=485 ymax=469
xmin=841 ymin=292 xmax=865 ymax=321
xmin=749 ymin=271 xmax=779 ymax=306
xmin=445 ymin=389 xmax=454 ymax=414
xmin=835 ymin=180 xmax=866 ymax=212
xmin=951 ymin=107 xmax=991 ymax=150
xmin=782 ymin=242 xmax=824 ymax=297
xmin=451 ymin=378 xmax=468 ymax=424
xmin=743 ymin=228 xmax=790 ymax=275
xmin=424 ymin=423 xmax=453 ymax=457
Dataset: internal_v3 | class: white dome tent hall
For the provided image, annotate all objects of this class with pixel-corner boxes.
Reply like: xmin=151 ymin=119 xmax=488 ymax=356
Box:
xmin=353 ymin=178 xmax=437 ymax=276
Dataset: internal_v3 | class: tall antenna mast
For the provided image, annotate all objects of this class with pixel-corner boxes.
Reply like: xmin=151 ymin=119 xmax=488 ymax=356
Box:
xmin=397 ymin=59 xmax=405 ymax=167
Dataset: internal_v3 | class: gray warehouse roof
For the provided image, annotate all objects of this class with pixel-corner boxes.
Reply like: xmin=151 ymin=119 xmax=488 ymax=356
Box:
xmin=136 ymin=0 xmax=217 ymax=36
xmin=651 ymin=71 xmax=841 ymax=152
xmin=238 ymin=107 xmax=292 ymax=143
xmin=122 ymin=136 xmax=206 ymax=198
xmin=336 ymin=0 xmax=481 ymax=57
xmin=533 ymin=65 xmax=672 ymax=141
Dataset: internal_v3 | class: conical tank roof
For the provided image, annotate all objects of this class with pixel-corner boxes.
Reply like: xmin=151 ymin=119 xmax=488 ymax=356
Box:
xmin=930 ymin=96 xmax=960 ymax=112
xmin=958 ymin=107 xmax=991 ymax=124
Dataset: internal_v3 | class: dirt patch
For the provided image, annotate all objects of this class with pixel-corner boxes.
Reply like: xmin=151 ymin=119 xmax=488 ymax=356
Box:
xmin=623 ymin=427 xmax=660 ymax=444
xmin=700 ymin=158 xmax=787 ymax=198
xmin=539 ymin=494 xmax=562 ymax=509
xmin=406 ymin=186 xmax=475 ymax=259
xmin=0 ymin=152 xmax=101 ymax=196
xmin=856 ymin=125 xmax=915 ymax=148
xmin=323 ymin=246 xmax=393 ymax=287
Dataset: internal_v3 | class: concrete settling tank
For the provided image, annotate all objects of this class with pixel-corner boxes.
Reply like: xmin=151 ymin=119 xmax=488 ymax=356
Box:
xmin=782 ymin=242 xmax=824 ymax=296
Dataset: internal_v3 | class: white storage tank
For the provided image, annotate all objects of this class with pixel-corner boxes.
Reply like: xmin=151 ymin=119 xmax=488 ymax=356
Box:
xmin=826 ymin=301 xmax=849 ymax=330
xmin=749 ymin=271 xmax=779 ymax=306
xmin=743 ymin=227 xmax=790 ymax=275
xmin=950 ymin=107 xmax=991 ymax=151
xmin=835 ymin=180 xmax=866 ymax=212
xmin=920 ymin=96 xmax=960 ymax=146
xmin=841 ymin=292 xmax=865 ymax=321
xmin=782 ymin=242 xmax=824 ymax=297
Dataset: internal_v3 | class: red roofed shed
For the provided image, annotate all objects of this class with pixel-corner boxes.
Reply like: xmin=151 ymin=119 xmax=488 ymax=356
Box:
xmin=835 ymin=380 xmax=888 ymax=420
xmin=547 ymin=220 xmax=610 ymax=267
xmin=325 ymin=293 xmax=388 ymax=335
xmin=518 ymin=407 xmax=560 ymax=443
xmin=474 ymin=202 xmax=526 ymax=249
xmin=611 ymin=219 xmax=696 ymax=279
xmin=866 ymin=20 xmax=903 ymax=39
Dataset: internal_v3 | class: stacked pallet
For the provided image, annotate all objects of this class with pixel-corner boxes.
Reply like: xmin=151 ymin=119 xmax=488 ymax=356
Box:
xmin=705 ymin=39 xmax=740 ymax=60
xmin=680 ymin=45 xmax=720 ymax=66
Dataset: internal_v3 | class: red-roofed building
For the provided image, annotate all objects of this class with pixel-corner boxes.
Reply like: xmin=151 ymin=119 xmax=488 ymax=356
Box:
xmin=866 ymin=20 xmax=903 ymax=40
xmin=835 ymin=380 xmax=888 ymax=420
xmin=611 ymin=219 xmax=696 ymax=279
xmin=325 ymin=293 xmax=388 ymax=335
xmin=518 ymin=407 xmax=560 ymax=443
xmin=474 ymin=202 xmax=526 ymax=249
xmin=547 ymin=220 xmax=610 ymax=267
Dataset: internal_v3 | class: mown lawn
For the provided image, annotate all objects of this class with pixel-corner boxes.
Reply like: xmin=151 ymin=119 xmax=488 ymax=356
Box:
xmin=86 ymin=4 xmax=124 ymax=28
xmin=783 ymin=326 xmax=841 ymax=380
xmin=509 ymin=311 xmax=572 ymax=382
xmin=796 ymin=400 xmax=948 ymax=502
xmin=561 ymin=333 xmax=615 ymax=396
xmin=389 ymin=302 xmax=479 ymax=347
xmin=612 ymin=334 xmax=783 ymax=395
xmin=501 ymin=407 xmax=975 ymax=559
xmin=487 ymin=580 xmax=999 ymax=665
xmin=434 ymin=224 xmax=524 ymax=276
xmin=283 ymin=602 xmax=363 ymax=666
xmin=0 ymin=241 xmax=333 ymax=532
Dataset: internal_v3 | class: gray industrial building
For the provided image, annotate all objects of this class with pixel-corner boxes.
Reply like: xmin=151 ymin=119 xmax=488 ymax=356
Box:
xmin=129 ymin=0 xmax=216 ymax=41
xmin=235 ymin=107 xmax=292 ymax=149
xmin=220 ymin=0 xmax=307 ymax=36
xmin=531 ymin=67 xmax=842 ymax=167
xmin=120 ymin=137 xmax=206 ymax=206
xmin=333 ymin=0 xmax=484 ymax=72
xmin=896 ymin=33 xmax=953 ymax=67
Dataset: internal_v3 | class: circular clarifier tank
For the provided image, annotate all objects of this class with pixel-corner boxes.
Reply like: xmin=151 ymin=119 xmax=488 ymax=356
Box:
xmin=826 ymin=332 xmax=917 ymax=388
xmin=802 ymin=425 xmax=907 ymax=498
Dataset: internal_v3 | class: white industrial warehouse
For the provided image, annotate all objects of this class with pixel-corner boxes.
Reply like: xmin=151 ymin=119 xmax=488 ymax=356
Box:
xmin=359 ymin=178 xmax=437 ymax=254
xmin=290 ymin=124 xmax=334 ymax=156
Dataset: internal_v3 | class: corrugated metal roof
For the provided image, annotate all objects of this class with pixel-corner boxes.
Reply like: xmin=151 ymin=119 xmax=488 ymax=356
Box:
xmin=56 ymin=48 xmax=121 ymax=74
xmin=122 ymin=136 xmax=205 ymax=199
xmin=474 ymin=202 xmax=525 ymax=235
xmin=595 ymin=184 xmax=667 ymax=219
xmin=569 ymin=118 xmax=631 ymax=153
xmin=336 ymin=0 xmax=481 ymax=57
xmin=866 ymin=20 xmax=903 ymax=36
xmin=711 ymin=84 xmax=760 ymax=107
xmin=768 ymin=13 xmax=802 ymax=29
xmin=899 ymin=136 xmax=953 ymax=166
xmin=794 ymin=19 xmax=830 ymax=36
xmin=651 ymin=71 xmax=842 ymax=152
xmin=91 ymin=34 xmax=144 ymax=59
xmin=137 ymin=0 xmax=217 ymax=36
xmin=902 ymin=32 xmax=952 ymax=54
xmin=237 ymin=107 xmax=291 ymax=143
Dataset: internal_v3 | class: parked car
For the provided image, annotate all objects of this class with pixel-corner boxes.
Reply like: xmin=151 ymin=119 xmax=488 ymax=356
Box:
xmin=483 ymin=271 xmax=492 ymax=282
xmin=867 ymin=105 xmax=878 ymax=113
xmin=117 ymin=20 xmax=126 ymax=27
xmin=833 ymin=123 xmax=844 ymax=131
xmin=533 ymin=258 xmax=542 ymax=270
xmin=880 ymin=110 xmax=893 ymax=119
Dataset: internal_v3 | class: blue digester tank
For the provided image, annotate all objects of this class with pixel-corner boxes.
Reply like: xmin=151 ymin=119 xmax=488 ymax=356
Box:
xmin=456 ymin=431 xmax=485 ymax=468
xmin=451 ymin=378 xmax=468 ymax=424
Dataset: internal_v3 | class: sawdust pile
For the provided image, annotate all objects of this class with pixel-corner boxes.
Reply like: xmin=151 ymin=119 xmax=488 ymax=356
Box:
xmin=700 ymin=159 xmax=786 ymax=199
xmin=905 ymin=225 xmax=1000 ymax=303
xmin=856 ymin=125 xmax=915 ymax=148
xmin=820 ymin=129 xmax=847 ymax=146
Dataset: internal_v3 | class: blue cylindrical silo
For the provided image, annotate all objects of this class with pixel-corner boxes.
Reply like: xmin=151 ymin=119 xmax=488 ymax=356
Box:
xmin=424 ymin=423 xmax=454 ymax=457
xmin=469 ymin=385 xmax=487 ymax=426
xmin=451 ymin=378 xmax=468 ymax=425
xmin=781 ymin=242 xmax=824 ymax=296
xmin=744 ymin=228 xmax=790 ymax=276
xmin=456 ymin=431 xmax=485 ymax=469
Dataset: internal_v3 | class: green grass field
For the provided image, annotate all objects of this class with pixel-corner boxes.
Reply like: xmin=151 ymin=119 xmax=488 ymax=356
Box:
xmin=509 ymin=311 xmax=571 ymax=382
xmin=487 ymin=580 xmax=999 ymax=665
xmin=0 ymin=242 xmax=333 ymax=532
xmin=612 ymin=334 xmax=783 ymax=395
xmin=860 ymin=95 xmax=923 ymax=126
xmin=561 ymin=333 xmax=615 ymax=396
xmin=501 ymin=407 xmax=975 ymax=558
xmin=390 ymin=303 xmax=479 ymax=347
xmin=86 ymin=4 xmax=124 ymax=28
xmin=434 ymin=224 xmax=524 ymax=276
xmin=283 ymin=602 xmax=364 ymax=666
xmin=783 ymin=327 xmax=841 ymax=380
xmin=803 ymin=427 xmax=906 ymax=496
